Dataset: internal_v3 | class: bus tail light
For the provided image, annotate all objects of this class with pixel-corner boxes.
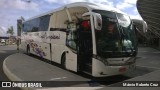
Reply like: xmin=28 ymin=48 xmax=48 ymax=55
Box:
xmin=81 ymin=21 xmax=90 ymax=29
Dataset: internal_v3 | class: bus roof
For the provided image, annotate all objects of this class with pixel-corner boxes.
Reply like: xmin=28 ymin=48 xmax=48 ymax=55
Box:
xmin=24 ymin=2 xmax=126 ymax=22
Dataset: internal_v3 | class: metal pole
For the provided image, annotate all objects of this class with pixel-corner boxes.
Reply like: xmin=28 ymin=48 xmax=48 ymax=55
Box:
xmin=17 ymin=19 xmax=22 ymax=52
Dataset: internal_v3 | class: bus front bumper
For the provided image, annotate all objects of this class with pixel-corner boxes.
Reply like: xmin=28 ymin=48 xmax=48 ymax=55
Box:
xmin=92 ymin=58 xmax=136 ymax=77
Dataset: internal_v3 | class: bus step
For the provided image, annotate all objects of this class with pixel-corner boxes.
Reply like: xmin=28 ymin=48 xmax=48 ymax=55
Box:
xmin=85 ymin=63 xmax=92 ymax=67
xmin=83 ymin=63 xmax=92 ymax=73
xmin=82 ymin=71 xmax=92 ymax=75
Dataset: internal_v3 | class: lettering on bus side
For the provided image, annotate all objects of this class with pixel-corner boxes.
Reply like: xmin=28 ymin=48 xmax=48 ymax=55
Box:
xmin=40 ymin=33 xmax=60 ymax=39
xmin=34 ymin=32 xmax=39 ymax=36
xmin=29 ymin=33 xmax=32 ymax=36
xmin=40 ymin=33 xmax=47 ymax=39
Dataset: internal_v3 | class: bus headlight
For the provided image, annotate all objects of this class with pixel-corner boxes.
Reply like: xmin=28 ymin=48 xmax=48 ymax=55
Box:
xmin=93 ymin=54 xmax=109 ymax=65
xmin=126 ymin=57 xmax=136 ymax=63
xmin=106 ymin=57 xmax=136 ymax=66
xmin=107 ymin=59 xmax=125 ymax=65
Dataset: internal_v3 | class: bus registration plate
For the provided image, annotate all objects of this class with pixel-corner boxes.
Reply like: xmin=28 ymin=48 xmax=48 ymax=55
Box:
xmin=119 ymin=67 xmax=126 ymax=72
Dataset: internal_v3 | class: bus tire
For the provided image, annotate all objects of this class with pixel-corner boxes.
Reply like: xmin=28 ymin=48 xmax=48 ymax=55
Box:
xmin=61 ymin=53 xmax=66 ymax=69
xmin=27 ymin=45 xmax=30 ymax=55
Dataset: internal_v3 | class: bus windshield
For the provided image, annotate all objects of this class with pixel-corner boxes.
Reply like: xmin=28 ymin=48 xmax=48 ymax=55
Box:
xmin=93 ymin=10 xmax=137 ymax=58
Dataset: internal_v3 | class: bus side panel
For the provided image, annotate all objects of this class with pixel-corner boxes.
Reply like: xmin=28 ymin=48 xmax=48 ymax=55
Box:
xmin=51 ymin=44 xmax=65 ymax=64
xmin=39 ymin=31 xmax=50 ymax=43
xmin=20 ymin=40 xmax=27 ymax=52
xmin=65 ymin=47 xmax=77 ymax=72
xmin=20 ymin=32 xmax=31 ymax=52
xmin=30 ymin=41 xmax=51 ymax=60
xmin=92 ymin=58 xmax=135 ymax=77
xmin=51 ymin=44 xmax=61 ymax=63
xmin=50 ymin=31 xmax=66 ymax=63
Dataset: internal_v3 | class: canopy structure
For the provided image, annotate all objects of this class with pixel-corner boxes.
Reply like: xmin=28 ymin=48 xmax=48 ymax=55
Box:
xmin=137 ymin=0 xmax=160 ymax=48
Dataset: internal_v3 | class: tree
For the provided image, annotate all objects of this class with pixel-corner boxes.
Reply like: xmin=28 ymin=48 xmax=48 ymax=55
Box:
xmin=7 ymin=26 xmax=14 ymax=36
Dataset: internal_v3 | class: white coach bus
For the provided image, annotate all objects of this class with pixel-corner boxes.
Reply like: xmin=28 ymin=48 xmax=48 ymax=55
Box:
xmin=21 ymin=2 xmax=138 ymax=77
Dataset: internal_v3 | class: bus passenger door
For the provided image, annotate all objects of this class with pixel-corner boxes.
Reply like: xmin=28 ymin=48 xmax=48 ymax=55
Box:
xmin=77 ymin=20 xmax=93 ymax=73
xmin=65 ymin=22 xmax=78 ymax=72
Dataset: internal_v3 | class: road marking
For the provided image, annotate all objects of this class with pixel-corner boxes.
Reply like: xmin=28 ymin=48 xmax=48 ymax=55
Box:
xmin=50 ymin=77 xmax=67 ymax=80
xmin=136 ymin=65 xmax=160 ymax=70
xmin=152 ymin=52 xmax=160 ymax=53
xmin=139 ymin=51 xmax=160 ymax=54
xmin=139 ymin=51 xmax=148 ymax=52
xmin=0 ymin=51 xmax=6 ymax=53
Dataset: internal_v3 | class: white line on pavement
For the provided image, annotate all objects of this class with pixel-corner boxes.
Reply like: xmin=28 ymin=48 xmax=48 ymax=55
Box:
xmin=50 ymin=77 xmax=67 ymax=80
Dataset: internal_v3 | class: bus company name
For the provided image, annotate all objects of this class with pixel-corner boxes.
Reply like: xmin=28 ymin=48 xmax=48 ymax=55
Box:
xmin=40 ymin=33 xmax=60 ymax=39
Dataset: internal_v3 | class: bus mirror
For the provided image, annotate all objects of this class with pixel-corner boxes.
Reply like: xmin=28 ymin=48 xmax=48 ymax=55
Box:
xmin=93 ymin=13 xmax=102 ymax=30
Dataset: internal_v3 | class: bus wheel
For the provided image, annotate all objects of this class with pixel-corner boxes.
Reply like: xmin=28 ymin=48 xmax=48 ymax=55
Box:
xmin=61 ymin=54 xmax=66 ymax=69
xmin=27 ymin=45 xmax=30 ymax=55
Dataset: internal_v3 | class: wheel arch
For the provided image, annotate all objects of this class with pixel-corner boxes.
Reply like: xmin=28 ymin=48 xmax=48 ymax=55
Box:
xmin=61 ymin=51 xmax=66 ymax=64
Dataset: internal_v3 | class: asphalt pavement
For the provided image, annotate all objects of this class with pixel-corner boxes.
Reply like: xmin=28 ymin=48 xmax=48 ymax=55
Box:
xmin=0 ymin=45 xmax=21 ymax=90
xmin=1 ymin=45 xmax=160 ymax=90
xmin=136 ymin=47 xmax=160 ymax=68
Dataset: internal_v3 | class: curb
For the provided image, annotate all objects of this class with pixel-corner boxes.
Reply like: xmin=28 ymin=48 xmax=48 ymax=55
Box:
xmin=2 ymin=54 xmax=103 ymax=90
xmin=3 ymin=54 xmax=35 ymax=90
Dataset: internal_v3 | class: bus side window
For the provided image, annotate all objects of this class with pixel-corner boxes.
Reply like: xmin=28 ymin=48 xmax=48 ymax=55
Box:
xmin=23 ymin=21 xmax=31 ymax=32
xmin=29 ymin=18 xmax=40 ymax=32
xmin=66 ymin=23 xmax=77 ymax=50
xmin=39 ymin=15 xmax=50 ymax=31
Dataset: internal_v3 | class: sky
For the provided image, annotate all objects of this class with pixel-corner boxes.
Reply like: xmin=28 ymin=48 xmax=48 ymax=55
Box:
xmin=0 ymin=0 xmax=142 ymax=36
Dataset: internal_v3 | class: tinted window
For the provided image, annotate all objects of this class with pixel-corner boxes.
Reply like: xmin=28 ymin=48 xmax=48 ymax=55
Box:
xmin=39 ymin=15 xmax=50 ymax=31
xmin=22 ymin=15 xmax=50 ymax=32
xmin=30 ymin=18 xmax=40 ymax=32
xmin=66 ymin=23 xmax=77 ymax=50
xmin=23 ymin=21 xmax=32 ymax=32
